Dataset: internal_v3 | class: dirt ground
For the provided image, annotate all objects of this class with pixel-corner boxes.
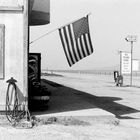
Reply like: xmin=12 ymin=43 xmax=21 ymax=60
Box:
xmin=0 ymin=72 xmax=140 ymax=140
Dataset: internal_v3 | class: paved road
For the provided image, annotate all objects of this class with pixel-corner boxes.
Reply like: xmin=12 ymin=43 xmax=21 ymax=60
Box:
xmin=43 ymin=72 xmax=140 ymax=119
xmin=0 ymin=73 xmax=140 ymax=140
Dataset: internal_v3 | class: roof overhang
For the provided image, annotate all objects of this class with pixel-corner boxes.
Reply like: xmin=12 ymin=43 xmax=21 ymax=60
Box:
xmin=29 ymin=0 xmax=50 ymax=26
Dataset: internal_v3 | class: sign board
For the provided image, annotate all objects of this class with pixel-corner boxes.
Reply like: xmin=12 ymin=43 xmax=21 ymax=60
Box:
xmin=121 ymin=52 xmax=131 ymax=74
xmin=133 ymin=59 xmax=139 ymax=71
xmin=125 ymin=35 xmax=137 ymax=42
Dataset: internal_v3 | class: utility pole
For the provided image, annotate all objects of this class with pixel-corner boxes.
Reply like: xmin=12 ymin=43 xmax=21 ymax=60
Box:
xmin=130 ymin=41 xmax=133 ymax=86
xmin=118 ymin=50 xmax=122 ymax=76
xmin=119 ymin=51 xmax=122 ymax=76
xmin=125 ymin=35 xmax=137 ymax=86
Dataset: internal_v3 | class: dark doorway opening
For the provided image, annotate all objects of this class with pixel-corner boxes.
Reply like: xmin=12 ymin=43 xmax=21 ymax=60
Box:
xmin=28 ymin=53 xmax=51 ymax=111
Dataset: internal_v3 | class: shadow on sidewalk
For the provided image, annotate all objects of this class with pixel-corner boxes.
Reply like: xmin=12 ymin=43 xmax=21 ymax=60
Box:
xmin=31 ymin=79 xmax=140 ymax=119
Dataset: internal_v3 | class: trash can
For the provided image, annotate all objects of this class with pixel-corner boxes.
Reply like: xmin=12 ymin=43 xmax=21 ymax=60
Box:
xmin=114 ymin=71 xmax=119 ymax=82
xmin=116 ymin=75 xmax=123 ymax=87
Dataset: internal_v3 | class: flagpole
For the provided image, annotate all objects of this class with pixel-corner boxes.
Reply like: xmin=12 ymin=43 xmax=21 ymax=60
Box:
xmin=30 ymin=13 xmax=92 ymax=45
xmin=29 ymin=28 xmax=58 ymax=44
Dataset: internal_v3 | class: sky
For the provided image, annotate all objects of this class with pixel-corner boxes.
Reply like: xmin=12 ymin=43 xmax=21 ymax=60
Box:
xmin=30 ymin=0 xmax=140 ymax=70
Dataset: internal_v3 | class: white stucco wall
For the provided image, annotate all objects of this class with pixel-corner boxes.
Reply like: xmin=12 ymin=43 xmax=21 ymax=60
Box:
xmin=0 ymin=0 xmax=25 ymax=110
xmin=0 ymin=0 xmax=23 ymax=7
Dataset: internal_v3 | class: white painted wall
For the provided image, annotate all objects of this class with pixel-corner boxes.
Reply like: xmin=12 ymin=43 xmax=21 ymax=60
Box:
xmin=0 ymin=0 xmax=25 ymax=110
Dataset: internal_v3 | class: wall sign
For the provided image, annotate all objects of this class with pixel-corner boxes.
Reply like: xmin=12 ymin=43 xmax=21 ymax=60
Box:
xmin=133 ymin=59 xmax=139 ymax=71
xmin=121 ymin=51 xmax=131 ymax=74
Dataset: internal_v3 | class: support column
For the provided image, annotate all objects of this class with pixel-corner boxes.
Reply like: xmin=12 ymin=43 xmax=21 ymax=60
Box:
xmin=23 ymin=0 xmax=29 ymax=109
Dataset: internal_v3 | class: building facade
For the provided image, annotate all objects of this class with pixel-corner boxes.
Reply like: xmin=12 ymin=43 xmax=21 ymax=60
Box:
xmin=0 ymin=0 xmax=50 ymax=110
xmin=0 ymin=0 xmax=28 ymax=110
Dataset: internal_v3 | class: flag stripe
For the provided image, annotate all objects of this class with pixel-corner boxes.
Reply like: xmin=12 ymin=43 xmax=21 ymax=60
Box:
xmin=75 ymin=39 xmax=83 ymax=59
xmin=79 ymin=37 xmax=86 ymax=57
xmin=60 ymin=28 xmax=73 ymax=66
xmin=63 ymin=27 xmax=75 ymax=64
xmin=70 ymin=24 xmax=81 ymax=60
xmin=77 ymin=38 xmax=85 ymax=58
xmin=87 ymin=33 xmax=93 ymax=53
xmin=59 ymin=16 xmax=93 ymax=66
xmin=81 ymin=35 xmax=88 ymax=56
xmin=61 ymin=28 xmax=73 ymax=66
xmin=85 ymin=34 xmax=92 ymax=54
xmin=67 ymin=25 xmax=78 ymax=62
xmin=83 ymin=34 xmax=90 ymax=55
xmin=59 ymin=29 xmax=72 ymax=66
xmin=65 ymin=26 xmax=76 ymax=63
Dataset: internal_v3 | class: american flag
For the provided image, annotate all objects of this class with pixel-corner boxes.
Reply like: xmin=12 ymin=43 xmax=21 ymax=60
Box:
xmin=59 ymin=16 xmax=94 ymax=66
